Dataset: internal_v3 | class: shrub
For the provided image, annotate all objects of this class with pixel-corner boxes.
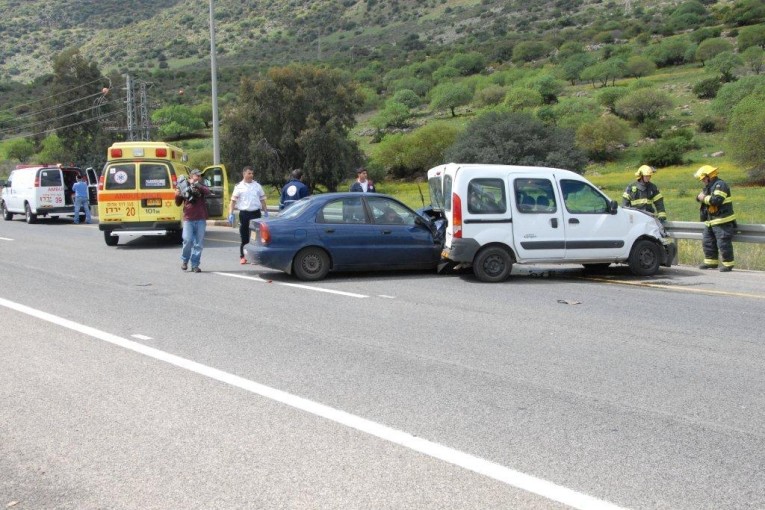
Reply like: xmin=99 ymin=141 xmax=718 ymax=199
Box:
xmin=372 ymin=123 xmax=460 ymax=178
xmin=640 ymin=137 xmax=695 ymax=167
xmin=694 ymin=38 xmax=733 ymax=65
xmin=597 ymin=87 xmax=629 ymax=113
xmin=474 ymin=85 xmax=507 ymax=107
xmin=444 ymin=111 xmax=588 ymax=173
xmin=692 ymin=77 xmax=722 ymax=99
xmin=697 ymin=116 xmax=726 ymax=133
xmin=614 ymin=87 xmax=674 ymax=123
xmin=392 ymin=89 xmax=422 ymax=109
xmin=575 ymin=114 xmax=630 ymax=161
xmin=712 ymin=75 xmax=765 ymax=116
xmin=727 ymin=93 xmax=765 ymax=180
xmin=626 ymin=56 xmax=657 ymax=78
xmin=503 ymin=87 xmax=543 ymax=111
xmin=429 ymin=83 xmax=473 ymax=117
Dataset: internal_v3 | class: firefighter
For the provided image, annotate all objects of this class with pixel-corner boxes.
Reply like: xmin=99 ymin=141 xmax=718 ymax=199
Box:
xmin=695 ymin=165 xmax=736 ymax=272
xmin=622 ymin=165 xmax=667 ymax=222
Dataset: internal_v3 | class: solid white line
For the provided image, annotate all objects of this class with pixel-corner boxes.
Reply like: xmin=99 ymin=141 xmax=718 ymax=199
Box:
xmin=214 ymin=271 xmax=369 ymax=298
xmin=378 ymin=295 xmax=396 ymax=299
xmin=0 ymin=296 xmax=626 ymax=510
xmin=131 ymin=334 xmax=152 ymax=340
xmin=0 ymin=237 xmax=13 ymax=241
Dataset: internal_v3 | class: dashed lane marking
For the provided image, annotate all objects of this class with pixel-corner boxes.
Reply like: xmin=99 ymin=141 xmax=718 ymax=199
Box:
xmin=214 ymin=272 xmax=369 ymax=298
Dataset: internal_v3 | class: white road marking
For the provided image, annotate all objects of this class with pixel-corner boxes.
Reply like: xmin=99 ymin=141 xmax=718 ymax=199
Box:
xmin=378 ymin=295 xmax=396 ymax=299
xmin=131 ymin=334 xmax=152 ymax=340
xmin=0 ymin=237 xmax=13 ymax=241
xmin=0 ymin=296 xmax=625 ymax=510
xmin=214 ymin=272 xmax=369 ymax=298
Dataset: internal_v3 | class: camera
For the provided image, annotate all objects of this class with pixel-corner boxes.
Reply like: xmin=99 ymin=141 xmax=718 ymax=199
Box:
xmin=177 ymin=175 xmax=201 ymax=203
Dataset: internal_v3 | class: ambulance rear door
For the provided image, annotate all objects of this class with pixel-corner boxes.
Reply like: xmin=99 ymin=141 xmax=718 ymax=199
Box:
xmin=202 ymin=164 xmax=228 ymax=218
xmin=137 ymin=162 xmax=179 ymax=224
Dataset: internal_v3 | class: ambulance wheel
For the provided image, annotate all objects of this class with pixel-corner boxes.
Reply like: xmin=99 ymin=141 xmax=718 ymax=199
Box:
xmin=628 ymin=239 xmax=661 ymax=276
xmin=25 ymin=203 xmax=37 ymax=224
xmin=104 ymin=231 xmax=118 ymax=246
xmin=169 ymin=230 xmax=183 ymax=245
xmin=293 ymin=247 xmax=330 ymax=281
xmin=1 ymin=201 xmax=12 ymax=221
xmin=473 ymin=246 xmax=512 ymax=283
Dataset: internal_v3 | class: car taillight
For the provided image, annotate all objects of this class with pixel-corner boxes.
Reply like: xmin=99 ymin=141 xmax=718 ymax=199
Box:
xmin=171 ymin=174 xmax=178 ymax=188
xmin=33 ymin=176 xmax=40 ymax=187
xmin=98 ymin=175 xmax=105 ymax=191
xmin=110 ymin=148 xmax=122 ymax=158
xmin=452 ymin=192 xmax=462 ymax=238
xmin=259 ymin=222 xmax=271 ymax=245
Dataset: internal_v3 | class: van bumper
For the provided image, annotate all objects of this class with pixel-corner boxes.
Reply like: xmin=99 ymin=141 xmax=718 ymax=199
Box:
xmin=99 ymin=221 xmax=182 ymax=233
xmin=661 ymin=239 xmax=677 ymax=267
xmin=442 ymin=238 xmax=481 ymax=263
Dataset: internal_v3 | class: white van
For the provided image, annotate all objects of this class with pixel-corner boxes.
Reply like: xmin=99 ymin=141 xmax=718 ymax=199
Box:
xmin=427 ymin=163 xmax=676 ymax=282
xmin=1 ymin=165 xmax=95 ymax=224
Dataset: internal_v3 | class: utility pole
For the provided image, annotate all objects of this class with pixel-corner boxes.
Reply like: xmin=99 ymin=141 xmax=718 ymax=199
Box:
xmin=125 ymin=74 xmax=137 ymax=141
xmin=139 ymin=81 xmax=150 ymax=141
xmin=209 ymin=0 xmax=221 ymax=164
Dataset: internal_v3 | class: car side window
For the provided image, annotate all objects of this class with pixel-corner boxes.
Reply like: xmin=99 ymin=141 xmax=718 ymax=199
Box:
xmin=467 ymin=178 xmax=506 ymax=214
xmin=560 ymin=179 xmax=609 ymax=214
xmin=104 ymin=164 xmax=136 ymax=190
xmin=317 ymin=197 xmax=368 ymax=224
xmin=367 ymin=196 xmax=416 ymax=225
xmin=39 ymin=170 xmax=62 ymax=187
xmin=514 ymin=178 xmax=557 ymax=213
xmin=139 ymin=164 xmax=171 ymax=189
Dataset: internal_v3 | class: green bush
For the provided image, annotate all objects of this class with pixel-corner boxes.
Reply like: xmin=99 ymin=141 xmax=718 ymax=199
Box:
xmin=575 ymin=114 xmax=630 ymax=161
xmin=392 ymin=89 xmax=422 ymax=109
xmin=615 ymin=87 xmax=673 ymax=124
xmin=372 ymin=123 xmax=460 ymax=178
xmin=474 ymin=85 xmax=507 ymax=107
xmin=503 ymin=87 xmax=543 ymax=111
xmin=697 ymin=116 xmax=726 ymax=133
xmin=640 ymin=137 xmax=695 ymax=167
xmin=712 ymin=75 xmax=765 ymax=117
xmin=692 ymin=77 xmax=722 ymax=99
xmin=727 ymin=93 xmax=765 ymax=181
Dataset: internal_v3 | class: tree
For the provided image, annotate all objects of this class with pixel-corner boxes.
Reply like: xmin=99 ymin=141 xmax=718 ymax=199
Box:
xmin=447 ymin=52 xmax=486 ymax=76
xmin=429 ymin=82 xmax=473 ymax=117
xmin=444 ymin=111 xmax=587 ymax=173
xmin=512 ymin=41 xmax=550 ymax=63
xmin=711 ymin=75 xmax=765 ymax=116
xmin=370 ymin=100 xmax=410 ymax=131
xmin=46 ymin=48 xmax=112 ymax=166
xmin=575 ymin=114 xmax=629 ymax=161
xmin=625 ymin=56 xmax=657 ymax=78
xmin=36 ymin=134 xmax=69 ymax=163
xmin=392 ymin=89 xmax=421 ymax=109
xmin=614 ymin=88 xmax=673 ymax=123
xmin=646 ymin=37 xmax=692 ymax=67
xmin=151 ymin=105 xmax=205 ymax=139
xmin=530 ymin=74 xmax=565 ymax=104
xmin=727 ymin=92 xmax=765 ymax=180
xmin=372 ymin=123 xmax=460 ymax=178
xmin=706 ymin=51 xmax=743 ymax=82
xmin=695 ymin=38 xmax=733 ymax=65
xmin=503 ymin=87 xmax=543 ymax=111
xmin=191 ymin=102 xmax=213 ymax=128
xmin=6 ymin=138 xmax=35 ymax=162
xmin=561 ymin=53 xmax=595 ymax=85
xmin=221 ymin=64 xmax=363 ymax=192
xmin=741 ymin=46 xmax=764 ymax=75
xmin=581 ymin=58 xmax=626 ymax=87
xmin=737 ymin=25 xmax=765 ymax=52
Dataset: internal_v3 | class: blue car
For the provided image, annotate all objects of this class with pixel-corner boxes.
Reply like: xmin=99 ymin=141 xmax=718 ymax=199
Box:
xmin=244 ymin=192 xmax=444 ymax=281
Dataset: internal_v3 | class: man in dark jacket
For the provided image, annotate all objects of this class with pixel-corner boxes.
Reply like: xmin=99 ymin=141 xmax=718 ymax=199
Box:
xmin=695 ymin=165 xmax=736 ymax=272
xmin=349 ymin=167 xmax=376 ymax=193
xmin=175 ymin=169 xmax=210 ymax=273
xmin=279 ymin=169 xmax=309 ymax=210
xmin=622 ymin=165 xmax=667 ymax=222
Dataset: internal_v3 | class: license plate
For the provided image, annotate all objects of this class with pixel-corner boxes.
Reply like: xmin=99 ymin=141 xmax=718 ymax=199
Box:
xmin=146 ymin=199 xmax=161 ymax=207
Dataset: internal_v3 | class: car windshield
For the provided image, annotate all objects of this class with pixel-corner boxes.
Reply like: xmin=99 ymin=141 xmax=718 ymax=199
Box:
xmin=428 ymin=176 xmax=444 ymax=212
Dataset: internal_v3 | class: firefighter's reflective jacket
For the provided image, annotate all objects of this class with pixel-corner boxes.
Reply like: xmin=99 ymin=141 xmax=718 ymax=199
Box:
xmin=698 ymin=177 xmax=736 ymax=227
xmin=622 ymin=180 xmax=667 ymax=221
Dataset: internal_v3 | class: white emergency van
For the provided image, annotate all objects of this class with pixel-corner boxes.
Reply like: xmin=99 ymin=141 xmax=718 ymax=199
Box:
xmin=1 ymin=165 xmax=93 ymax=223
xmin=427 ymin=163 xmax=676 ymax=282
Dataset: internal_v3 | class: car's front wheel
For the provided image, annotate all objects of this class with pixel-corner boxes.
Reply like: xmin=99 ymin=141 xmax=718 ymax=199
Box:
xmin=628 ymin=239 xmax=661 ymax=276
xmin=104 ymin=231 xmax=118 ymax=246
xmin=473 ymin=246 xmax=513 ymax=283
xmin=293 ymin=247 xmax=330 ymax=281
xmin=1 ymin=201 xmax=12 ymax=221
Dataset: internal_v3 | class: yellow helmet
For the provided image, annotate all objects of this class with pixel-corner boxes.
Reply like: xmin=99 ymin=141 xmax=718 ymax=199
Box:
xmin=635 ymin=165 xmax=655 ymax=178
xmin=694 ymin=165 xmax=718 ymax=180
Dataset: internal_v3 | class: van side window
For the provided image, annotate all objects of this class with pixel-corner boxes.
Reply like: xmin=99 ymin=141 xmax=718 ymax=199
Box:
xmin=139 ymin=164 xmax=171 ymax=189
xmin=39 ymin=170 xmax=62 ymax=187
xmin=467 ymin=178 xmax=506 ymax=214
xmin=104 ymin=164 xmax=136 ymax=190
xmin=514 ymin=178 xmax=556 ymax=213
xmin=444 ymin=175 xmax=453 ymax=212
xmin=560 ymin=179 xmax=609 ymax=214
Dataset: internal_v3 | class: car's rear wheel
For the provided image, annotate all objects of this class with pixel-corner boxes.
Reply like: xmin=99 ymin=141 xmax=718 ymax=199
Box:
xmin=473 ymin=246 xmax=513 ymax=283
xmin=25 ymin=203 xmax=37 ymax=224
xmin=628 ymin=239 xmax=661 ymax=276
xmin=293 ymin=247 xmax=330 ymax=281
xmin=169 ymin=230 xmax=183 ymax=245
xmin=1 ymin=201 xmax=12 ymax=221
xmin=104 ymin=231 xmax=118 ymax=246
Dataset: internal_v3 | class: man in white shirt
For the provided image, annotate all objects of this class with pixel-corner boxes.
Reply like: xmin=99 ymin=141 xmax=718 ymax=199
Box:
xmin=228 ymin=166 xmax=268 ymax=264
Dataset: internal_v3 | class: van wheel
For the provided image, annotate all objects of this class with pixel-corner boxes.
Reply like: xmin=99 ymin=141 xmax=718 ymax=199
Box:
xmin=293 ymin=247 xmax=330 ymax=281
xmin=25 ymin=203 xmax=37 ymax=224
xmin=1 ymin=201 xmax=12 ymax=221
xmin=628 ymin=239 xmax=661 ymax=276
xmin=104 ymin=231 xmax=118 ymax=246
xmin=473 ymin=246 xmax=513 ymax=283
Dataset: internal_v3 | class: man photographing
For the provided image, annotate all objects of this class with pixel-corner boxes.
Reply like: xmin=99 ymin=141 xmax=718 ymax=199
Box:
xmin=176 ymin=169 xmax=210 ymax=273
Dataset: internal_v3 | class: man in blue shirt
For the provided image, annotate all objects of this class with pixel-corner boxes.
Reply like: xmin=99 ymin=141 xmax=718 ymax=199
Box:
xmin=279 ymin=169 xmax=309 ymax=210
xmin=71 ymin=174 xmax=92 ymax=224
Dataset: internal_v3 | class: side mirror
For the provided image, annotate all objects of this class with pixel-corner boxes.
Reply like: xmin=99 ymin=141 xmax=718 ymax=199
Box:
xmin=609 ymin=199 xmax=618 ymax=215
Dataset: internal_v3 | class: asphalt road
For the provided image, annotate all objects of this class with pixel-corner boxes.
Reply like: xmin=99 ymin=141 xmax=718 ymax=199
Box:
xmin=1 ymin=217 xmax=764 ymax=509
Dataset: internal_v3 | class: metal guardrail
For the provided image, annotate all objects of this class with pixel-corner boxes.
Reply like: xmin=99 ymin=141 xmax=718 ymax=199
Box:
xmin=665 ymin=221 xmax=765 ymax=243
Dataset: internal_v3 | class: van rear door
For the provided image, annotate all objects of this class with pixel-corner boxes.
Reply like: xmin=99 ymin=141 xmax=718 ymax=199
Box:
xmin=137 ymin=163 xmax=176 ymax=224
xmin=510 ymin=175 xmax=566 ymax=260
xmin=202 ymin=164 xmax=228 ymax=218
xmin=36 ymin=168 xmax=66 ymax=212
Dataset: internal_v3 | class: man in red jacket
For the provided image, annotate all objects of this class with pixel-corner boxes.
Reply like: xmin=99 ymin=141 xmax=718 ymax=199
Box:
xmin=175 ymin=169 xmax=210 ymax=273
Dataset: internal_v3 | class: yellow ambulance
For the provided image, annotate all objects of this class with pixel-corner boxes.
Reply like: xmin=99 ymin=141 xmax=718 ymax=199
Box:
xmin=97 ymin=141 xmax=228 ymax=246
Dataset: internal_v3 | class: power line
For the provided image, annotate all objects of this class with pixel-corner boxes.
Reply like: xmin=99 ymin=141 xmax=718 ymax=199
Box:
xmin=0 ymin=110 xmax=123 ymax=142
xmin=0 ymin=99 xmax=116 ymax=136
xmin=8 ymin=89 xmax=109 ymax=123
xmin=0 ymin=77 xmax=108 ymax=116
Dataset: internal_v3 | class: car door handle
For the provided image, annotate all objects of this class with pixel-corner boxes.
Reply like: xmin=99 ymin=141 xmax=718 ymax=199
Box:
xmin=324 ymin=228 xmax=335 ymax=233
xmin=382 ymin=229 xmax=392 ymax=234
xmin=550 ymin=218 xmax=558 ymax=228
xmin=569 ymin=218 xmax=580 ymax=224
